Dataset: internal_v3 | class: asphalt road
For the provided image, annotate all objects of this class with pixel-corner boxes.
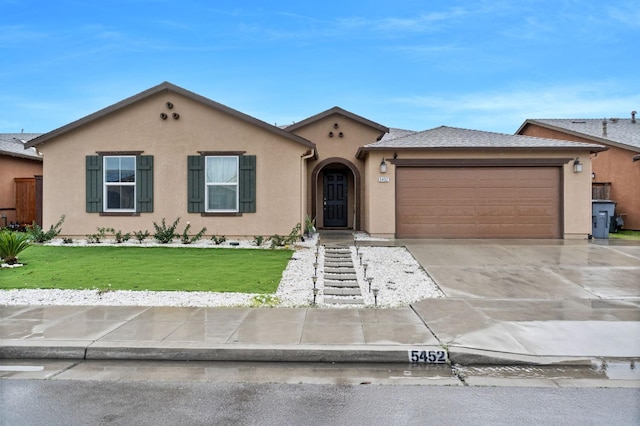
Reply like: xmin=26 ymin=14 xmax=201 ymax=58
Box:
xmin=2 ymin=379 xmax=639 ymax=425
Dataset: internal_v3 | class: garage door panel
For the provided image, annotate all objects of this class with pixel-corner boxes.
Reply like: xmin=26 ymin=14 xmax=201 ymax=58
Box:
xmin=396 ymin=167 xmax=561 ymax=238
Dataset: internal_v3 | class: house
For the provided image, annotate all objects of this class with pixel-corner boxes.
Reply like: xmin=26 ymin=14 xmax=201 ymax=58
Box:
xmin=516 ymin=114 xmax=640 ymax=230
xmin=0 ymin=133 xmax=43 ymax=227
xmin=26 ymin=82 xmax=605 ymax=239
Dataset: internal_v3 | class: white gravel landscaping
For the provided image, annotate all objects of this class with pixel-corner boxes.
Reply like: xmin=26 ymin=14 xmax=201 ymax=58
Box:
xmin=0 ymin=234 xmax=444 ymax=308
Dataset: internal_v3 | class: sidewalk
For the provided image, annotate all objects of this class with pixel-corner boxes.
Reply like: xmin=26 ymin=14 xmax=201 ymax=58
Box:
xmin=1 ymin=300 xmax=638 ymax=365
xmin=2 ymin=237 xmax=639 ymax=366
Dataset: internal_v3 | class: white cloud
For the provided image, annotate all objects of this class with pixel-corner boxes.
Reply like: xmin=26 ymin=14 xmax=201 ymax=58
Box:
xmin=390 ymin=81 xmax=640 ymax=132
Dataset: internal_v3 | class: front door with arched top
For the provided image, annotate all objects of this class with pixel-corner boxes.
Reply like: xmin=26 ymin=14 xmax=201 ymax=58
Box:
xmin=323 ymin=170 xmax=348 ymax=227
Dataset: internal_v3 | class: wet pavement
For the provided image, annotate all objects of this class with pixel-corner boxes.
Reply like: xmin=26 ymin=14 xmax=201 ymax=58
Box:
xmin=1 ymin=239 xmax=639 ymax=368
xmin=1 ymin=359 xmax=638 ymax=387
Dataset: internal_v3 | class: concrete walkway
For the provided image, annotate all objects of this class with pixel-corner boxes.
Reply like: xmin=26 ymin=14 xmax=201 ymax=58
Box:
xmin=1 ymin=238 xmax=639 ymax=365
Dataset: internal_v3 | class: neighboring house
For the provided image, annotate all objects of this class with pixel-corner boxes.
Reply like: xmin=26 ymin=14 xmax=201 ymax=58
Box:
xmin=516 ymin=114 xmax=640 ymax=230
xmin=26 ymin=82 xmax=605 ymax=239
xmin=0 ymin=133 xmax=43 ymax=227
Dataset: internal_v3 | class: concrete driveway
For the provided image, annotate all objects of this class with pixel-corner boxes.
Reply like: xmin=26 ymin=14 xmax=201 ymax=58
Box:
xmin=403 ymin=239 xmax=640 ymax=360
xmin=403 ymin=239 xmax=640 ymax=299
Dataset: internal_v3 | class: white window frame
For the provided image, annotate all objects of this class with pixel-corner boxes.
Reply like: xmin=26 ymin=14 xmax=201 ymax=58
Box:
xmin=103 ymin=155 xmax=136 ymax=212
xmin=205 ymin=156 xmax=239 ymax=213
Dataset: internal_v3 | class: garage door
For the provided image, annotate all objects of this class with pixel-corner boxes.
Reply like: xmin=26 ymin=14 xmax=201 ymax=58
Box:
xmin=396 ymin=167 xmax=561 ymax=238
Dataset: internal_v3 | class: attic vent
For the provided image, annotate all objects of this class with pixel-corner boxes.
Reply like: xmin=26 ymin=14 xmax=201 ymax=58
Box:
xmin=610 ymin=118 xmax=619 ymax=123
xmin=571 ymin=121 xmax=586 ymax=124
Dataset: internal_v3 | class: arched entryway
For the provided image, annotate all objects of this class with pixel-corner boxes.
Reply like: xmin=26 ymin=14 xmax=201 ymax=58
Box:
xmin=311 ymin=158 xmax=361 ymax=230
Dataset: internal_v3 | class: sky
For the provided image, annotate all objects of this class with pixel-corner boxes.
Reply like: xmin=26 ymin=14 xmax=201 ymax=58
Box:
xmin=2 ymin=0 xmax=639 ymax=135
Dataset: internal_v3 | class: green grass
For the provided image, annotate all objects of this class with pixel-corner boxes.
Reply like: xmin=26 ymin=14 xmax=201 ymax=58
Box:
xmin=609 ymin=230 xmax=640 ymax=241
xmin=0 ymin=246 xmax=293 ymax=293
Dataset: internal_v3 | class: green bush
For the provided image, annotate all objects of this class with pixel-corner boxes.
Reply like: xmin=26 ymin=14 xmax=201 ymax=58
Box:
xmin=134 ymin=230 xmax=150 ymax=243
xmin=211 ymin=234 xmax=226 ymax=245
xmin=26 ymin=215 xmax=65 ymax=243
xmin=153 ymin=218 xmax=180 ymax=244
xmin=0 ymin=230 xmax=32 ymax=265
xmin=180 ymin=223 xmax=207 ymax=244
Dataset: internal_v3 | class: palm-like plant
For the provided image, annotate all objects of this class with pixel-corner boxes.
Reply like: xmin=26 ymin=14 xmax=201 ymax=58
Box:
xmin=0 ymin=230 xmax=32 ymax=265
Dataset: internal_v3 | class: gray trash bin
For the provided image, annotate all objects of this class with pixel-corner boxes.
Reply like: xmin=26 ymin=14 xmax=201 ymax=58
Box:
xmin=592 ymin=200 xmax=616 ymax=239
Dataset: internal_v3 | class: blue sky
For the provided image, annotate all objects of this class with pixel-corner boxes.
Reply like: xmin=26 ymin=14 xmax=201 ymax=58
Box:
xmin=2 ymin=0 xmax=639 ymax=134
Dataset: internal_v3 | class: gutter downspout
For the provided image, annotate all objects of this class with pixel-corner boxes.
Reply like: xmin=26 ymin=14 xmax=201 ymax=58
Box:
xmin=300 ymin=149 xmax=316 ymax=233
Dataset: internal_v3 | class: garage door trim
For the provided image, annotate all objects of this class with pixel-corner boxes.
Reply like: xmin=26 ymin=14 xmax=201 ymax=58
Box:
xmin=391 ymin=158 xmax=572 ymax=167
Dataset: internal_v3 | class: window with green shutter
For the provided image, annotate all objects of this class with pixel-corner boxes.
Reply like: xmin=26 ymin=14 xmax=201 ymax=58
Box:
xmin=86 ymin=154 xmax=153 ymax=214
xmin=188 ymin=154 xmax=256 ymax=214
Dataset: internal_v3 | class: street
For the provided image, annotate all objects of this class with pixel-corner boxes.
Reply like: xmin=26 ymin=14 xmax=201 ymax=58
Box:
xmin=2 ymin=378 xmax=639 ymax=425
xmin=1 ymin=360 xmax=639 ymax=425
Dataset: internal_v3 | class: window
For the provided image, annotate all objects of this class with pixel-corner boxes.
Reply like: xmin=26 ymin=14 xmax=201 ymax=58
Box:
xmin=86 ymin=154 xmax=153 ymax=214
xmin=104 ymin=156 xmax=136 ymax=211
xmin=188 ymin=154 xmax=256 ymax=214
xmin=205 ymin=156 xmax=239 ymax=212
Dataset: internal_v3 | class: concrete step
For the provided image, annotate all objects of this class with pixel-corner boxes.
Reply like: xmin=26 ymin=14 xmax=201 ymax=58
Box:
xmin=323 ymin=288 xmax=362 ymax=296
xmin=323 ymin=296 xmax=365 ymax=305
xmin=324 ymin=262 xmax=353 ymax=268
xmin=324 ymin=251 xmax=351 ymax=257
xmin=324 ymin=274 xmax=357 ymax=281
xmin=324 ymin=267 xmax=356 ymax=274
xmin=324 ymin=281 xmax=360 ymax=288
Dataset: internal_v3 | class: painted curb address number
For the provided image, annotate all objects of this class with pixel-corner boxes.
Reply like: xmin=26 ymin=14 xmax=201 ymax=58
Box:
xmin=408 ymin=349 xmax=447 ymax=364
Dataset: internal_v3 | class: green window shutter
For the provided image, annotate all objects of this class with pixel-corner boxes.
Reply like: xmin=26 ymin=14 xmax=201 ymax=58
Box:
xmin=187 ymin=155 xmax=205 ymax=213
xmin=136 ymin=155 xmax=154 ymax=213
xmin=239 ymin=155 xmax=256 ymax=213
xmin=86 ymin=155 xmax=103 ymax=213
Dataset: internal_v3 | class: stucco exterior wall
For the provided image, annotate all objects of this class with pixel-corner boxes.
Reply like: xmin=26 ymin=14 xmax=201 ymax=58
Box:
xmin=0 ymin=156 xmax=43 ymax=225
xmin=362 ymin=150 xmax=594 ymax=239
xmin=290 ymin=115 xmax=383 ymax=230
xmin=37 ymin=91 xmax=309 ymax=238
xmin=520 ymin=123 xmax=640 ymax=230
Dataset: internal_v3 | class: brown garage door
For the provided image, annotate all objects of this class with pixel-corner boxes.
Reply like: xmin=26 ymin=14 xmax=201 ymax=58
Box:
xmin=396 ymin=167 xmax=561 ymax=238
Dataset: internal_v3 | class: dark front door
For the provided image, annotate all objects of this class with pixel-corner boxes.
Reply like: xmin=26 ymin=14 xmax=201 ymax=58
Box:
xmin=323 ymin=171 xmax=348 ymax=227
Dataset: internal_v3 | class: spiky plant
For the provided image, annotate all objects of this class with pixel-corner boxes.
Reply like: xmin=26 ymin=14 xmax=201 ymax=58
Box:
xmin=0 ymin=230 xmax=32 ymax=265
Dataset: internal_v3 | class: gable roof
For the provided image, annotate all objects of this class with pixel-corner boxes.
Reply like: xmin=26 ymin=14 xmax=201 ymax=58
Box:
xmin=26 ymin=82 xmax=316 ymax=151
xmin=285 ymin=106 xmax=389 ymax=137
xmin=0 ymin=133 xmax=43 ymax=161
xmin=516 ymin=118 xmax=640 ymax=153
xmin=356 ymin=125 xmax=606 ymax=158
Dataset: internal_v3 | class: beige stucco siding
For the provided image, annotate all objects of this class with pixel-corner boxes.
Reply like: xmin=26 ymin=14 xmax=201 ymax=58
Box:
xmin=38 ymin=91 xmax=308 ymax=238
xmin=363 ymin=150 xmax=594 ymax=239
xmin=290 ymin=115 xmax=383 ymax=229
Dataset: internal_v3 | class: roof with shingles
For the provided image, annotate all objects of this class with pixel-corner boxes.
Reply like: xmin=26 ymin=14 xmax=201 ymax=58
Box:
xmin=0 ymin=133 xmax=43 ymax=160
xmin=517 ymin=118 xmax=640 ymax=152
xmin=359 ymin=125 xmax=606 ymax=154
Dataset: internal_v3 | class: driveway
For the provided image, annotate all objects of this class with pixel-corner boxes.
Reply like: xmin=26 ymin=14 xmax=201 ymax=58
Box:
xmin=403 ymin=239 xmax=640 ymax=359
xmin=403 ymin=239 xmax=640 ymax=300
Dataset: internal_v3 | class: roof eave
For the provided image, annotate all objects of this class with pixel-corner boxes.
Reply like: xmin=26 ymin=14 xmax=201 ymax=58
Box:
xmin=287 ymin=106 xmax=389 ymax=135
xmin=518 ymin=120 xmax=639 ymax=153
xmin=356 ymin=144 xmax=608 ymax=159
xmin=0 ymin=151 xmax=43 ymax=161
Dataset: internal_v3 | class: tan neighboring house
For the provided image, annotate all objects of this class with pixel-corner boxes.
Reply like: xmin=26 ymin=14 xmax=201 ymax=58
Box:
xmin=517 ymin=114 xmax=640 ymax=230
xmin=26 ymin=82 xmax=605 ymax=239
xmin=0 ymin=133 xmax=43 ymax=227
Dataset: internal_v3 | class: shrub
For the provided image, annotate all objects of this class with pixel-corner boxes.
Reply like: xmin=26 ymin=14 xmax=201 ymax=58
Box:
xmin=304 ymin=215 xmax=316 ymax=236
xmin=211 ymin=234 xmax=226 ymax=245
xmin=0 ymin=230 xmax=32 ymax=265
xmin=180 ymin=222 xmax=207 ymax=244
xmin=26 ymin=215 xmax=65 ymax=243
xmin=153 ymin=218 xmax=180 ymax=244
xmin=62 ymin=237 xmax=73 ymax=244
xmin=114 ymin=230 xmax=131 ymax=244
xmin=269 ymin=224 xmax=301 ymax=249
xmin=87 ymin=227 xmax=112 ymax=244
xmin=253 ymin=235 xmax=264 ymax=246
xmin=134 ymin=230 xmax=150 ymax=243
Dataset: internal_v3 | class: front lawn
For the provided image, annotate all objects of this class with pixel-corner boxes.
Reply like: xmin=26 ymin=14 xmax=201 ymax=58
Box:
xmin=609 ymin=230 xmax=640 ymax=241
xmin=0 ymin=246 xmax=293 ymax=293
